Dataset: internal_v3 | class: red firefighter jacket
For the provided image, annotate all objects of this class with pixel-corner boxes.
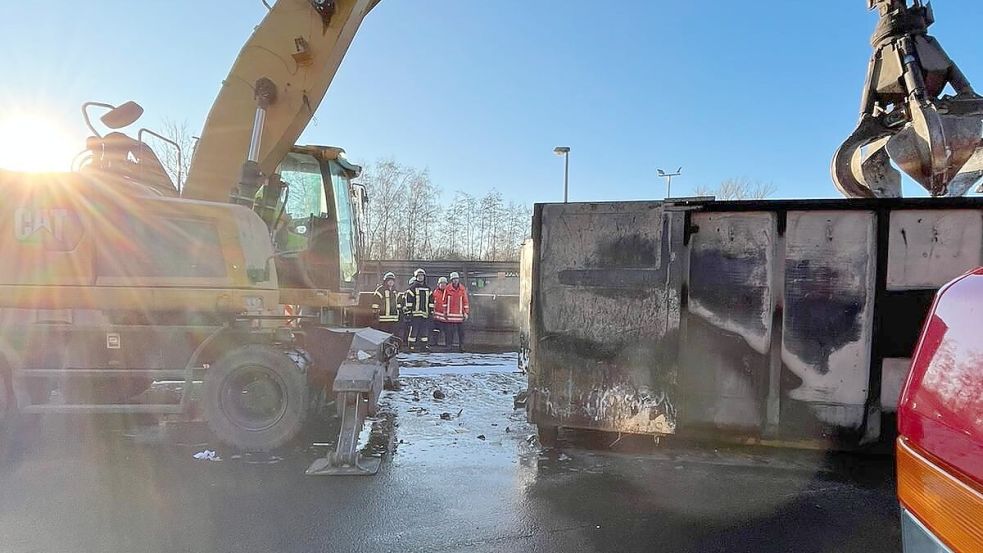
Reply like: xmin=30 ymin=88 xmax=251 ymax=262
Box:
xmin=444 ymin=283 xmax=469 ymax=323
xmin=432 ymin=286 xmax=448 ymax=322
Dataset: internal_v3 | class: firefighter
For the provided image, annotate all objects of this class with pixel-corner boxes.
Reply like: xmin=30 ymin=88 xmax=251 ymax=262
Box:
xmin=431 ymin=276 xmax=448 ymax=347
xmin=443 ymin=271 xmax=470 ymax=352
xmin=370 ymin=271 xmax=401 ymax=335
xmin=397 ymin=276 xmax=413 ymax=350
xmin=403 ymin=268 xmax=434 ymax=352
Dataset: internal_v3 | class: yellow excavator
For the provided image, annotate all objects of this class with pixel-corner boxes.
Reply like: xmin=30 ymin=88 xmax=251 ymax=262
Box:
xmin=0 ymin=0 xmax=389 ymax=475
xmin=1 ymin=0 xmax=980 ymax=472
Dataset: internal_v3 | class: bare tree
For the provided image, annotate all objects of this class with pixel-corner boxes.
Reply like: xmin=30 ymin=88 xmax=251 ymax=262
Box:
xmin=358 ymin=158 xmax=532 ymax=262
xmin=359 ymin=158 xmax=441 ymax=260
xmin=694 ymin=177 xmax=777 ymax=200
xmin=151 ymin=118 xmax=196 ymax=192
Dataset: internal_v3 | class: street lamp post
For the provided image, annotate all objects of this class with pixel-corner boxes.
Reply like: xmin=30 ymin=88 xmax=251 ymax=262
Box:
xmin=657 ymin=167 xmax=682 ymax=199
xmin=554 ymin=146 xmax=570 ymax=203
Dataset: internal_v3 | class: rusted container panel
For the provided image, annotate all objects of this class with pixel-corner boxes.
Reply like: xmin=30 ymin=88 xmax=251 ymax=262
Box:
xmin=529 ymin=202 xmax=683 ymax=435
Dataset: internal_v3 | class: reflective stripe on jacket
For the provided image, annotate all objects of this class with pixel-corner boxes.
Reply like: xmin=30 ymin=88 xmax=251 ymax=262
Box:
xmin=432 ymin=287 xmax=447 ymax=322
xmin=372 ymin=284 xmax=401 ymax=323
xmin=444 ymin=283 xmax=469 ymax=323
xmin=404 ymin=282 xmax=434 ymax=318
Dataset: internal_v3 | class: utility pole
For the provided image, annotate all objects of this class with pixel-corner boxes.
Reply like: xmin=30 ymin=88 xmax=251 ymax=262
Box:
xmin=554 ymin=146 xmax=571 ymax=203
xmin=657 ymin=167 xmax=682 ymax=199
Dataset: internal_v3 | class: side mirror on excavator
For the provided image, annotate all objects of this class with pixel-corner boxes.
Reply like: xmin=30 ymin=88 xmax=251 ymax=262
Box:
xmin=82 ymin=100 xmax=144 ymax=137
xmin=100 ymin=101 xmax=144 ymax=129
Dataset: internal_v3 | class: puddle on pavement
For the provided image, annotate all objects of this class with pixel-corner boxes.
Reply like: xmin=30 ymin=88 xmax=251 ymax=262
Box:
xmin=105 ymin=352 xmax=837 ymax=479
xmin=369 ymin=352 xmax=537 ymax=467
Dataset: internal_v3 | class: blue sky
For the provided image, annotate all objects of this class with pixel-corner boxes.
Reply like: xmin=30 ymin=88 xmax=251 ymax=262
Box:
xmin=3 ymin=1 xmax=983 ymax=203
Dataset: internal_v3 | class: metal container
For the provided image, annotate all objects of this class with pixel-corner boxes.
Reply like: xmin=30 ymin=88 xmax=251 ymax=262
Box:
xmin=526 ymin=197 xmax=983 ymax=448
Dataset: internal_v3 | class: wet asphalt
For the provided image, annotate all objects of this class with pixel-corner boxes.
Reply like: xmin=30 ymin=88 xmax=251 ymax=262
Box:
xmin=0 ymin=353 xmax=901 ymax=553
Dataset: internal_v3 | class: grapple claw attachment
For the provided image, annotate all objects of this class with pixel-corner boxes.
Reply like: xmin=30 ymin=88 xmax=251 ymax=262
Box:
xmin=833 ymin=1 xmax=983 ymax=198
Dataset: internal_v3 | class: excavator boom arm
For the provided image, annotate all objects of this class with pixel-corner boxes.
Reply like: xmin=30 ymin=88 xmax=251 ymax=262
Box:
xmin=183 ymin=0 xmax=378 ymax=202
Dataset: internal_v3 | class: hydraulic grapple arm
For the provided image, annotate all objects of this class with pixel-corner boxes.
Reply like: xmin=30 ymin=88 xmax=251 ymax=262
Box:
xmin=833 ymin=0 xmax=983 ymax=198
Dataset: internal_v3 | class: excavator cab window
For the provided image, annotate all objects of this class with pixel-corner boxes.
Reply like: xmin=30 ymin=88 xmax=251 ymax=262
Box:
xmin=281 ymin=152 xmax=326 ymax=226
xmin=326 ymin=159 xmax=358 ymax=285
xmin=273 ymin=151 xmax=355 ymax=291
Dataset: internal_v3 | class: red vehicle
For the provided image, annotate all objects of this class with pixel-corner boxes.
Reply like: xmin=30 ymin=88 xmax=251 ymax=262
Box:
xmin=897 ymin=268 xmax=983 ymax=553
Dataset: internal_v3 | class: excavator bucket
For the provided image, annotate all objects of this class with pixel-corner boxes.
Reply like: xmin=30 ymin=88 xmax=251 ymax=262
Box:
xmin=306 ymin=327 xmax=398 ymax=476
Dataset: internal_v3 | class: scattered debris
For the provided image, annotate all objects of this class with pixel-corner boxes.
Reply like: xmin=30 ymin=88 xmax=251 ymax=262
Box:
xmin=408 ymin=406 xmax=428 ymax=415
xmin=491 ymin=423 xmax=498 ymax=427
xmin=456 ymin=408 xmax=463 ymax=418
xmin=433 ymin=388 xmax=446 ymax=400
xmin=505 ymin=427 xmax=511 ymax=433
xmin=513 ymin=390 xmax=528 ymax=409
xmin=243 ymin=453 xmax=283 ymax=465
xmin=477 ymin=434 xmax=486 ymax=440
xmin=440 ymin=412 xmax=452 ymax=420
xmin=412 ymin=391 xmax=420 ymax=402
xmin=558 ymin=453 xmax=571 ymax=462
xmin=192 ymin=450 xmax=221 ymax=462
xmin=356 ymin=350 xmax=371 ymax=361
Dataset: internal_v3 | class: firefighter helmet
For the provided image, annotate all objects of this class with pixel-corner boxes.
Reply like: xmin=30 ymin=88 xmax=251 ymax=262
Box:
xmin=437 ymin=276 xmax=448 ymax=284
xmin=383 ymin=271 xmax=396 ymax=281
xmin=449 ymin=271 xmax=460 ymax=280
xmin=414 ymin=268 xmax=426 ymax=277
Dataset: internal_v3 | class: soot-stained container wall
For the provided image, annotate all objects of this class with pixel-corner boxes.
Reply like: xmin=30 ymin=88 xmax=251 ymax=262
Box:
xmin=528 ymin=202 xmax=683 ymax=435
xmin=527 ymin=198 xmax=983 ymax=448
xmin=680 ymin=212 xmax=777 ymax=433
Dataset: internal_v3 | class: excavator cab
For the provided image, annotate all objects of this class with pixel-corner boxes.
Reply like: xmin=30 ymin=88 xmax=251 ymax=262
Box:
xmin=270 ymin=146 xmax=361 ymax=305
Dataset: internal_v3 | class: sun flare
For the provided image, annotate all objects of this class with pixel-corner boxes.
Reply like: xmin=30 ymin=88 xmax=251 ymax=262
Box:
xmin=0 ymin=110 xmax=79 ymax=173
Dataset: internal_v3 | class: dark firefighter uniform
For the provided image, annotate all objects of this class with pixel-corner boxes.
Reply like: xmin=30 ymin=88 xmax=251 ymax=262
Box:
xmin=404 ymin=270 xmax=434 ymax=352
xmin=371 ymin=272 xmax=401 ymax=335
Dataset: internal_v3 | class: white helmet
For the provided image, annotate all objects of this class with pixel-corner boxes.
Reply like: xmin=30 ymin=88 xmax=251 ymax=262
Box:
xmin=449 ymin=271 xmax=460 ymax=280
xmin=437 ymin=276 xmax=448 ymax=285
xmin=383 ymin=271 xmax=396 ymax=281
xmin=414 ymin=268 xmax=426 ymax=277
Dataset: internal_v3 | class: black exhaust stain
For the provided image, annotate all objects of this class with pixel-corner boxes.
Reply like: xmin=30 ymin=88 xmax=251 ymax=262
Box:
xmin=557 ymin=269 xmax=663 ymax=295
xmin=689 ymin=248 xmax=769 ymax=336
xmin=783 ymin=260 xmax=865 ymax=376
xmin=556 ymin=234 xmax=664 ymax=298
xmin=595 ymin=234 xmax=659 ymax=267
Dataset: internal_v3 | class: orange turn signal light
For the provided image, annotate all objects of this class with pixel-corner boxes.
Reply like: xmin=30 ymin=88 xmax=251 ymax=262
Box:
xmin=897 ymin=437 xmax=983 ymax=553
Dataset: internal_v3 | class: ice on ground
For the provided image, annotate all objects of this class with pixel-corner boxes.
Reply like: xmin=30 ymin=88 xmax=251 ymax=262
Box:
xmin=398 ymin=352 xmax=520 ymax=376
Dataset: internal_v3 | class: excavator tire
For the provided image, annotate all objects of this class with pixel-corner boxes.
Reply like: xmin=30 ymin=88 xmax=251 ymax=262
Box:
xmin=204 ymin=344 xmax=309 ymax=452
